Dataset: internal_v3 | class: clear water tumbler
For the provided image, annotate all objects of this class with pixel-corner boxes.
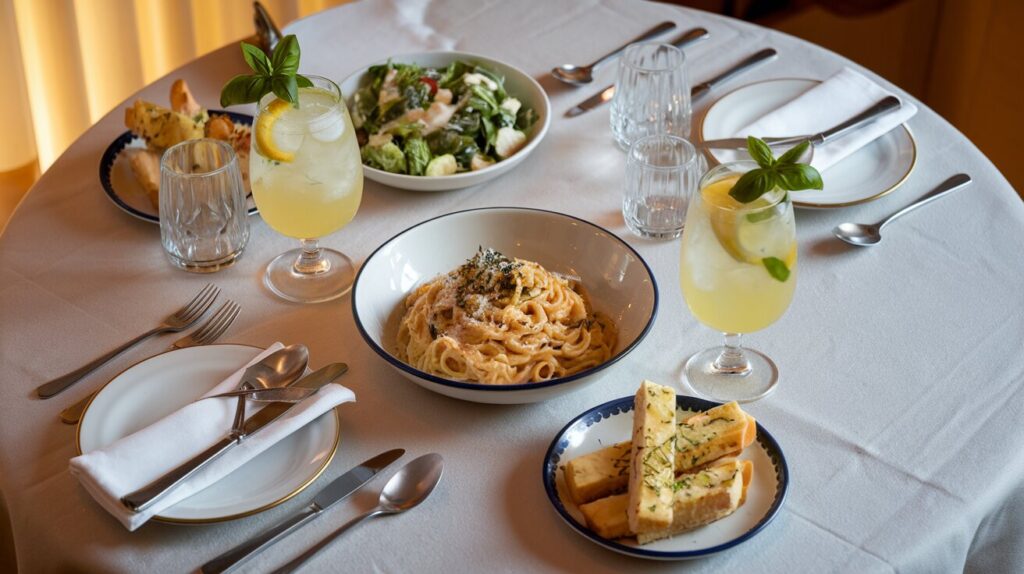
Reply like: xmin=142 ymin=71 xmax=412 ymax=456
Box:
xmin=622 ymin=134 xmax=705 ymax=239
xmin=610 ymin=42 xmax=691 ymax=151
xmin=159 ymin=139 xmax=249 ymax=272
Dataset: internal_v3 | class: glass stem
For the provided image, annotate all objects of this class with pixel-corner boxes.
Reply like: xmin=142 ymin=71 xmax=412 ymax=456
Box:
xmin=292 ymin=238 xmax=331 ymax=275
xmin=713 ymin=333 xmax=751 ymax=376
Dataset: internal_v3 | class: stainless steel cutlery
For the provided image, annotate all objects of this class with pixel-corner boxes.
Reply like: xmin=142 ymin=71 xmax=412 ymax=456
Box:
xmin=121 ymin=362 xmax=348 ymax=513
xmin=566 ymin=46 xmax=775 ymax=118
xmin=59 ymin=299 xmax=240 ymax=425
xmin=37 ymin=283 xmax=220 ymax=399
xmin=201 ymin=449 xmax=406 ymax=574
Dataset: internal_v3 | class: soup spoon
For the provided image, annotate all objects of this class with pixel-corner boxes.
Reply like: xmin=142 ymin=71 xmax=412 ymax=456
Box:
xmin=551 ymin=21 xmax=675 ymax=85
xmin=833 ymin=173 xmax=972 ymax=246
xmin=272 ymin=453 xmax=444 ymax=573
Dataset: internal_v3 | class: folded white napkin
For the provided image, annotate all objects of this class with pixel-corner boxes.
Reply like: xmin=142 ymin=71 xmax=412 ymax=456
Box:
xmin=719 ymin=67 xmax=917 ymax=171
xmin=69 ymin=343 xmax=356 ymax=531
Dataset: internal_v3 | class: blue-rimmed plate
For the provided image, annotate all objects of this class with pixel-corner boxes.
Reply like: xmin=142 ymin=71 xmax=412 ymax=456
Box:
xmin=543 ymin=394 xmax=788 ymax=560
xmin=99 ymin=110 xmax=257 ymax=224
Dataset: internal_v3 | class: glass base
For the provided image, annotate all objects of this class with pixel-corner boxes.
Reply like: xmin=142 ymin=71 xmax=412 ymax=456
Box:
xmin=166 ymin=250 xmax=242 ymax=274
xmin=683 ymin=346 xmax=779 ymax=403
xmin=264 ymin=247 xmax=354 ymax=303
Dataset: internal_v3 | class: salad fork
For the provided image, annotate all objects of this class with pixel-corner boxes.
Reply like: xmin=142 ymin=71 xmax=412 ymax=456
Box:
xmin=37 ymin=283 xmax=220 ymax=399
xmin=59 ymin=299 xmax=241 ymax=425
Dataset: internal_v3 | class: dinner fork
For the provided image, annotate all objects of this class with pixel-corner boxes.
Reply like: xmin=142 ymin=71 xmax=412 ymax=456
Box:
xmin=58 ymin=299 xmax=241 ymax=424
xmin=36 ymin=283 xmax=220 ymax=399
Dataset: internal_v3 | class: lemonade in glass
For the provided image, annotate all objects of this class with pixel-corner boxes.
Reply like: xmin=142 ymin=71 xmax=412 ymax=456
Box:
xmin=251 ymin=75 xmax=363 ymax=302
xmin=679 ymin=160 xmax=797 ymax=402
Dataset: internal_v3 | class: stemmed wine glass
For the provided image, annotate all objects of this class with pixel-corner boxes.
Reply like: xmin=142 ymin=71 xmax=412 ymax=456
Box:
xmin=250 ymin=75 xmax=364 ymax=303
xmin=678 ymin=160 xmax=797 ymax=402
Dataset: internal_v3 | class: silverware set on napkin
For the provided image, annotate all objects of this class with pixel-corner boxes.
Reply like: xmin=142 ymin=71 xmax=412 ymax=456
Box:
xmin=121 ymin=352 xmax=349 ymax=513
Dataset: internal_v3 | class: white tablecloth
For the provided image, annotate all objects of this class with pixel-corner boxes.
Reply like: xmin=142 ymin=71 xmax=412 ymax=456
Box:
xmin=2 ymin=0 xmax=1023 ymax=572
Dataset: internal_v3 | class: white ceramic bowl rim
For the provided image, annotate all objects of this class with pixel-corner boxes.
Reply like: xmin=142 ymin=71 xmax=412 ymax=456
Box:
xmin=340 ymin=50 xmax=552 ymax=182
xmin=351 ymin=207 xmax=660 ymax=392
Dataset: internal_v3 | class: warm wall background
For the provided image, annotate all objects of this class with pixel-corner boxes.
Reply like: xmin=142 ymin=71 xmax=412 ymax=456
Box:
xmin=0 ymin=0 xmax=1020 ymax=232
xmin=0 ymin=0 xmax=350 ymax=230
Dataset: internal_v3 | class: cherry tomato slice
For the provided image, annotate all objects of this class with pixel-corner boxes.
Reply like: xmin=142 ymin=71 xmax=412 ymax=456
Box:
xmin=419 ymin=77 xmax=438 ymax=96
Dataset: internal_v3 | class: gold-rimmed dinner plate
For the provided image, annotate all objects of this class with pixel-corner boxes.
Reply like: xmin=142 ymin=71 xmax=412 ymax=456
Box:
xmin=76 ymin=344 xmax=340 ymax=524
xmin=700 ymin=78 xmax=917 ymax=208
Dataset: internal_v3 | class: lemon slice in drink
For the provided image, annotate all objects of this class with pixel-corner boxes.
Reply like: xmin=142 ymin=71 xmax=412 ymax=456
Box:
xmin=255 ymin=99 xmax=299 ymax=162
xmin=704 ymin=176 xmax=795 ymax=267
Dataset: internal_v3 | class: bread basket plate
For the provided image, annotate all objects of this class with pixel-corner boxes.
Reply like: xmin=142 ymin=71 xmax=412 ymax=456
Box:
xmin=542 ymin=394 xmax=788 ymax=560
xmin=99 ymin=110 xmax=258 ymax=224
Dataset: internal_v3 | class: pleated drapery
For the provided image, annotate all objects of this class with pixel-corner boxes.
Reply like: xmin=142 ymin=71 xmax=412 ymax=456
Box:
xmin=1 ymin=0 xmax=346 ymax=173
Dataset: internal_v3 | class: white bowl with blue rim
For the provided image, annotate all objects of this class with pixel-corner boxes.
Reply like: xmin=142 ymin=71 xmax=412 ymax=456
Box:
xmin=338 ymin=51 xmax=551 ymax=192
xmin=542 ymin=394 xmax=789 ymax=559
xmin=351 ymin=207 xmax=658 ymax=404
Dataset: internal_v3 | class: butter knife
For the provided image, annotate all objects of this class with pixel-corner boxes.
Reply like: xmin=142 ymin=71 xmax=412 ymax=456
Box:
xmin=200 ymin=448 xmax=405 ymax=574
xmin=698 ymin=95 xmax=902 ymax=150
xmin=566 ymin=46 xmax=777 ymax=119
xmin=121 ymin=363 xmax=348 ymax=513
xmin=564 ymin=27 xmax=710 ymax=118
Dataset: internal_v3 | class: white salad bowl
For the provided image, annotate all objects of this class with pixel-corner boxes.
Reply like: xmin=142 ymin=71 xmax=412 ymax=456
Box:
xmin=351 ymin=208 xmax=659 ymax=404
xmin=338 ymin=51 xmax=551 ymax=192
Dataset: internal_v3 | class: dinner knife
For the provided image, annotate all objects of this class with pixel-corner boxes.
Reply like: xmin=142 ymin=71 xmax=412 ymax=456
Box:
xmin=698 ymin=95 xmax=902 ymax=150
xmin=564 ymin=27 xmax=709 ymax=118
xmin=200 ymin=449 xmax=406 ymax=574
xmin=121 ymin=363 xmax=349 ymax=513
xmin=565 ymin=46 xmax=776 ymax=118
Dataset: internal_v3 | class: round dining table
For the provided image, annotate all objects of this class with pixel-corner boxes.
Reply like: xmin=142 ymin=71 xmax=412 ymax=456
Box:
xmin=2 ymin=0 xmax=1023 ymax=572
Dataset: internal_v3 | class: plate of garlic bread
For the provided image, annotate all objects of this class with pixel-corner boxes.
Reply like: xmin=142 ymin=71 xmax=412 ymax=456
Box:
xmin=99 ymin=79 xmax=256 ymax=223
xmin=543 ymin=380 xmax=788 ymax=560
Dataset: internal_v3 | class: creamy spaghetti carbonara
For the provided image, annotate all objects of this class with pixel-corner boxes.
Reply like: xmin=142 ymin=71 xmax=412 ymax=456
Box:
xmin=396 ymin=248 xmax=618 ymax=384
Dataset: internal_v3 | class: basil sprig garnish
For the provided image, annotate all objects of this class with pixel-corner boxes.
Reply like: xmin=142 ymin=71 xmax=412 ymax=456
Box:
xmin=728 ymin=136 xmax=823 ymax=203
xmin=220 ymin=35 xmax=312 ymax=108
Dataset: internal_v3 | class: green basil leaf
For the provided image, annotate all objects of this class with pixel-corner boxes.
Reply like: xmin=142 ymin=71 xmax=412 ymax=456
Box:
xmin=762 ymin=257 xmax=790 ymax=282
xmin=220 ymin=75 xmax=269 ymax=107
xmin=729 ymin=168 xmax=774 ymax=203
xmin=296 ymin=74 xmax=313 ymax=88
xmin=746 ymin=136 xmax=775 ymax=168
xmin=270 ymin=34 xmax=301 ymax=76
xmin=240 ymin=42 xmax=272 ymax=76
xmin=746 ymin=207 xmax=776 ymax=223
xmin=775 ymin=140 xmax=810 ymax=165
xmin=775 ymin=163 xmax=824 ymax=191
xmin=271 ymin=75 xmax=299 ymax=105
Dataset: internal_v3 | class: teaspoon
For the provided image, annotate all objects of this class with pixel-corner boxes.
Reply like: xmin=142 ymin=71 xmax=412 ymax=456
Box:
xmin=272 ymin=453 xmax=445 ymax=574
xmin=551 ymin=21 xmax=676 ymax=85
xmin=833 ymin=173 xmax=972 ymax=246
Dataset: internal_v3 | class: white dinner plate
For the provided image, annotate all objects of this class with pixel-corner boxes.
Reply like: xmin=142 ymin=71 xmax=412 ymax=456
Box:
xmin=701 ymin=78 xmax=917 ymax=208
xmin=543 ymin=394 xmax=788 ymax=560
xmin=99 ymin=110 xmax=258 ymax=224
xmin=76 ymin=344 xmax=340 ymax=524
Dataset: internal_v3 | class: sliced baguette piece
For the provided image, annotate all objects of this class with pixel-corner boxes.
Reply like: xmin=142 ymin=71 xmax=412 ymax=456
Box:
xmin=124 ymin=100 xmax=207 ymax=150
xmin=579 ymin=459 xmax=753 ymax=543
xmin=637 ymin=459 xmax=753 ymax=544
xmin=676 ymin=402 xmax=756 ymax=470
xmin=563 ymin=441 xmax=630 ymax=505
xmin=563 ymin=402 xmax=756 ymax=505
xmin=627 ymin=380 xmax=676 ymax=534
xmin=127 ymin=149 xmax=161 ymax=209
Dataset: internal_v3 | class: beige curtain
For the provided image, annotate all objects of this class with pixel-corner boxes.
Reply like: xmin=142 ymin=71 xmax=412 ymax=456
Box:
xmin=1 ymin=0 xmax=347 ymax=173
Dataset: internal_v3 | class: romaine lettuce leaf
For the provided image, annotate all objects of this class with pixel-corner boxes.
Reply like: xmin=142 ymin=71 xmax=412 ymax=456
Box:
xmin=405 ymin=137 xmax=431 ymax=176
xmin=362 ymin=142 xmax=407 ymax=174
